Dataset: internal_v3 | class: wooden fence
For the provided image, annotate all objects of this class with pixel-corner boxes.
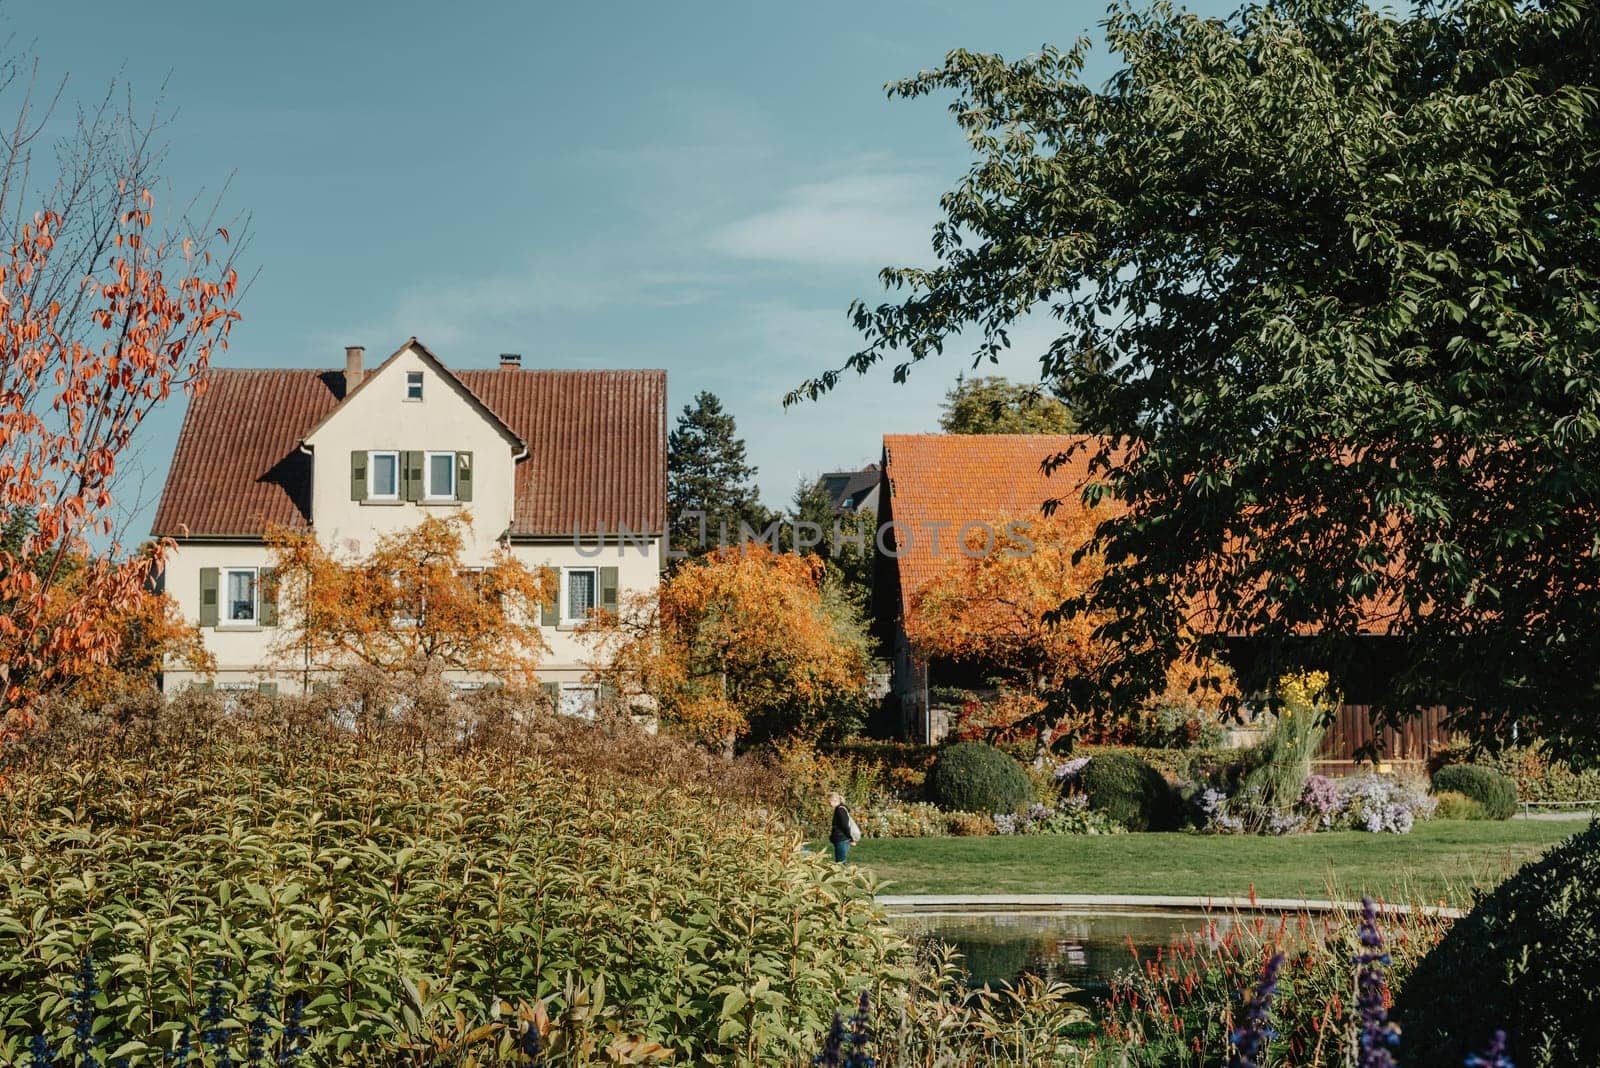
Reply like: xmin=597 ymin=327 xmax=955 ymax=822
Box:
xmin=1315 ymin=704 xmax=1452 ymax=766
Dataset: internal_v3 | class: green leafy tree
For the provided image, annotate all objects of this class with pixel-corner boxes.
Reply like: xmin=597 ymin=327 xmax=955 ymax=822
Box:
xmin=791 ymin=1 xmax=1600 ymax=758
xmin=939 ymin=375 xmax=1077 ymax=435
xmin=667 ymin=391 xmax=773 ymax=564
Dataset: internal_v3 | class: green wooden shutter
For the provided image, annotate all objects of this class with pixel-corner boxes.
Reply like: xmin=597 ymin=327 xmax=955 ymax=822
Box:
xmin=599 ymin=567 xmax=618 ymax=613
xmin=600 ymin=680 xmax=617 ymax=707
xmin=456 ymin=451 xmax=473 ymax=501
xmin=259 ymin=568 xmax=279 ymax=627
xmin=350 ymin=451 xmax=368 ymax=501
xmin=199 ymin=568 xmax=219 ymax=627
xmin=257 ymin=681 xmax=279 ymax=697
xmin=540 ymin=681 xmax=559 ymax=707
xmin=403 ymin=451 xmax=424 ymax=502
xmin=311 ymin=681 xmax=331 ymax=695
xmin=195 ymin=680 xmax=215 ymax=693
xmin=540 ymin=567 xmax=559 ymax=626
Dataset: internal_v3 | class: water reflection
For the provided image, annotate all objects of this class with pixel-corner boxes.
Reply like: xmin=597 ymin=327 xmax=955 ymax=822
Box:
xmin=889 ymin=910 xmax=1262 ymax=992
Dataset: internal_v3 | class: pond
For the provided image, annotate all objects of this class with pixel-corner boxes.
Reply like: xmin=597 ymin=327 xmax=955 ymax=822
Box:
xmin=888 ymin=908 xmax=1303 ymax=993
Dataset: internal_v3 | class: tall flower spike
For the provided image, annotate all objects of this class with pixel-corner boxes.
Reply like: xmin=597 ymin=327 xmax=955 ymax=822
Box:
xmin=277 ymin=996 xmax=308 ymax=1067
xmin=247 ymin=978 xmax=275 ymax=1066
xmin=1464 ymin=1029 xmax=1514 ymax=1068
xmin=846 ymin=991 xmax=875 ymax=1068
xmin=813 ymin=1012 xmax=846 ymax=1068
xmin=28 ymin=1033 xmax=55 ymax=1068
xmin=1355 ymin=898 xmax=1400 ymax=1068
xmin=70 ymin=953 xmax=101 ymax=1068
xmin=203 ymin=958 xmax=233 ymax=1068
xmin=1228 ymin=951 xmax=1284 ymax=1068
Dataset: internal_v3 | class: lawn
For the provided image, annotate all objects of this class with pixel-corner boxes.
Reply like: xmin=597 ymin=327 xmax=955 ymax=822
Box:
xmin=853 ymin=818 xmax=1586 ymax=906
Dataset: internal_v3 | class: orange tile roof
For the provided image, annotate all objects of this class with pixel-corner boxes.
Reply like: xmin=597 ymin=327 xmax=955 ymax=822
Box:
xmin=882 ymin=433 xmax=1110 ymax=598
xmin=152 ymin=363 xmax=666 ymax=539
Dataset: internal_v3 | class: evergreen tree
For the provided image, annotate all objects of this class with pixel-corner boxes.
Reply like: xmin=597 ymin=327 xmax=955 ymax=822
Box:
xmin=667 ymin=392 xmax=773 ymax=563
xmin=781 ymin=474 xmax=875 ymax=609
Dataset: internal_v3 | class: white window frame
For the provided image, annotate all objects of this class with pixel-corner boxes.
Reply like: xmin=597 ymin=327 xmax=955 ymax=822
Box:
xmin=220 ymin=567 xmax=259 ymax=627
xmin=405 ymin=372 xmax=424 ymax=401
xmin=368 ymin=450 xmax=400 ymax=500
xmin=424 ymin=451 xmax=457 ymax=501
xmin=560 ymin=567 xmax=599 ymax=625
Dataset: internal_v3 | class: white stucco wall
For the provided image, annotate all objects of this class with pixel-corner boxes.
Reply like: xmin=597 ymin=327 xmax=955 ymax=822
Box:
xmin=302 ymin=344 xmax=519 ymax=558
xmin=160 ymin=343 xmax=664 ymax=696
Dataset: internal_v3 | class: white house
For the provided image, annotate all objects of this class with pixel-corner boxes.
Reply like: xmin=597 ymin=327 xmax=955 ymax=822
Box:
xmin=150 ymin=337 xmax=667 ymax=713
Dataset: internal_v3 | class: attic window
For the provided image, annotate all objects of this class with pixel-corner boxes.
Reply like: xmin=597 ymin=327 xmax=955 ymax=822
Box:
xmin=405 ymin=372 xmax=423 ymax=401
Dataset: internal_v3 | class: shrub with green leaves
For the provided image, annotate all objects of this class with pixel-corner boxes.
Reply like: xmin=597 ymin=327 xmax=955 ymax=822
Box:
xmin=1398 ymin=821 xmax=1600 ymax=1067
xmin=1431 ymin=764 xmax=1517 ymax=821
xmin=925 ymin=742 xmax=1031 ymax=815
xmin=1430 ymin=790 xmax=1487 ymax=821
xmin=0 ymin=712 xmax=908 ymax=1065
xmin=1077 ymin=752 xmax=1180 ymax=831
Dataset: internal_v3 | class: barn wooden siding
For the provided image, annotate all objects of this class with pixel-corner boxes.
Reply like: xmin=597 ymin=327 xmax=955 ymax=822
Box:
xmin=1316 ymin=704 xmax=1451 ymax=766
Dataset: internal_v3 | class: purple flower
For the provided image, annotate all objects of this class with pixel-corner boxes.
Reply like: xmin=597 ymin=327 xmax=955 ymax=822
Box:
xmin=1228 ymin=951 xmax=1284 ymax=1068
xmin=1355 ymin=898 xmax=1399 ymax=1068
xmin=1464 ymin=1030 xmax=1514 ymax=1068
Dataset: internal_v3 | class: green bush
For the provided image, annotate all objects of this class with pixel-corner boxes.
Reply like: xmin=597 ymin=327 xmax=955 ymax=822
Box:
xmin=1398 ymin=821 xmax=1600 ymax=1067
xmin=926 ymin=741 xmax=1032 ymax=815
xmin=1431 ymin=790 xmax=1487 ymax=820
xmin=1433 ymin=741 xmax=1600 ymax=804
xmin=1078 ymin=752 xmax=1181 ymax=831
xmin=1431 ymin=764 xmax=1518 ymax=820
xmin=0 ymin=711 xmax=906 ymax=1065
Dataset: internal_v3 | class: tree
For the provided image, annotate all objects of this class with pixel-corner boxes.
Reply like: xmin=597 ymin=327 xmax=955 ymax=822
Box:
xmin=905 ymin=509 xmax=1231 ymax=740
xmin=939 ymin=375 xmax=1076 ymax=435
xmin=0 ymin=57 xmax=242 ymax=735
xmin=781 ymin=473 xmax=875 ymax=607
xmin=667 ymin=391 xmax=773 ymax=563
xmin=792 ymin=0 xmax=1600 ymax=759
xmin=587 ymin=544 xmax=874 ymax=751
xmin=266 ymin=515 xmax=551 ymax=688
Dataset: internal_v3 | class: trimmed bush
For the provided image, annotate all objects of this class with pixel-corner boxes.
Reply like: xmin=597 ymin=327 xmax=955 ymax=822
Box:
xmin=1398 ymin=821 xmax=1600 ymax=1067
xmin=1430 ymin=790 xmax=1486 ymax=820
xmin=1432 ymin=764 xmax=1518 ymax=820
xmin=1078 ymin=751 xmax=1181 ymax=831
xmin=926 ymin=741 xmax=1032 ymax=815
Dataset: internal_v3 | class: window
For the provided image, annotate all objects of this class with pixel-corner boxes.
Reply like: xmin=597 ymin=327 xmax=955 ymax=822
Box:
xmin=368 ymin=450 xmax=399 ymax=499
xmin=562 ymin=567 xmax=598 ymax=624
xmin=405 ymin=372 xmax=424 ymax=400
xmin=560 ymin=684 xmax=599 ymax=720
xmin=223 ymin=568 xmax=258 ymax=625
xmin=425 ymin=451 xmax=456 ymax=500
xmin=391 ymin=573 xmax=422 ymax=626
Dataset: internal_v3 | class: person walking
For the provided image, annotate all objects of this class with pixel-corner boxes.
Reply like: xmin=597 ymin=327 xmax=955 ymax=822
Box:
xmin=827 ymin=791 xmax=860 ymax=863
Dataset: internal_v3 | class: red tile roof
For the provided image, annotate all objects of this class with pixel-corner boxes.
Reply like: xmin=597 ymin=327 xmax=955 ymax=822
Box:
xmin=882 ymin=433 xmax=1108 ymax=598
xmin=151 ymin=362 xmax=666 ymax=539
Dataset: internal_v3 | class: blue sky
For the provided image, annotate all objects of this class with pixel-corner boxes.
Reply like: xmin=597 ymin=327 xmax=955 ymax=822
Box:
xmin=12 ymin=0 xmax=1231 ymax=538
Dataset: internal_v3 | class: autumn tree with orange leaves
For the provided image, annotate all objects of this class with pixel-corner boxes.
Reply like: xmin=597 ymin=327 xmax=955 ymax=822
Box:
xmin=0 ymin=61 xmax=243 ymax=738
xmin=907 ymin=510 xmax=1232 ymax=741
xmin=267 ymin=515 xmax=552 ymax=689
xmin=587 ymin=544 xmax=876 ymax=752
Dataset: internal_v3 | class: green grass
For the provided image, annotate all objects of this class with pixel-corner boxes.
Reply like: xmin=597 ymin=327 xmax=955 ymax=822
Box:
xmin=853 ymin=818 xmax=1586 ymax=906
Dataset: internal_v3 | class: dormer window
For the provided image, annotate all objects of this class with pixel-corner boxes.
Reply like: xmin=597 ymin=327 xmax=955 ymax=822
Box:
xmin=405 ymin=372 xmax=424 ymax=400
xmin=425 ymin=452 xmax=457 ymax=500
xmin=368 ymin=450 xmax=400 ymax=500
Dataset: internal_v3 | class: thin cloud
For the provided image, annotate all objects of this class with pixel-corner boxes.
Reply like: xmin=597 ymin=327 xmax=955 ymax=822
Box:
xmin=708 ymin=171 xmax=942 ymax=269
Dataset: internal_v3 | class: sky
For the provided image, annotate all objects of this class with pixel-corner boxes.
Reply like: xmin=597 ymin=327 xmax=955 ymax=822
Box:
xmin=9 ymin=0 xmax=1233 ymax=539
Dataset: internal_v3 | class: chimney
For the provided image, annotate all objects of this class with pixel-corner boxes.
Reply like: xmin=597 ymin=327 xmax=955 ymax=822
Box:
xmin=344 ymin=346 xmax=364 ymax=394
xmin=499 ymin=352 xmax=522 ymax=370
